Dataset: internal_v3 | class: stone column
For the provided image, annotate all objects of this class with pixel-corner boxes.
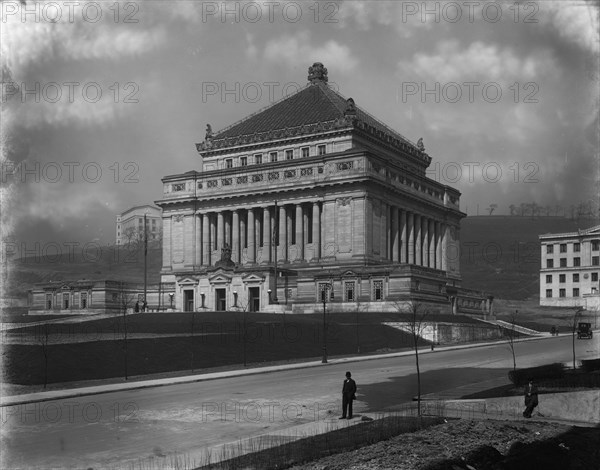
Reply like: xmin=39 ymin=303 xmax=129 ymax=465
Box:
xmin=407 ymin=211 xmax=414 ymax=264
xmin=400 ymin=209 xmax=407 ymax=264
xmin=428 ymin=219 xmax=435 ymax=268
xmin=217 ymin=212 xmax=224 ymax=252
xmin=247 ymin=208 xmax=255 ymax=264
xmin=287 ymin=207 xmax=293 ymax=261
xmin=201 ymin=214 xmax=209 ymax=265
xmin=295 ymin=204 xmax=303 ymax=261
xmin=391 ymin=205 xmax=399 ymax=262
xmin=441 ymin=223 xmax=448 ymax=271
xmin=240 ymin=212 xmax=246 ymax=262
xmin=435 ymin=221 xmax=442 ymax=270
xmin=312 ymin=201 xmax=320 ymax=260
xmin=232 ymin=210 xmax=240 ymax=263
xmin=414 ymin=213 xmax=422 ymax=266
xmin=422 ymin=216 xmax=429 ymax=268
xmin=255 ymin=210 xmax=262 ymax=263
xmin=279 ymin=205 xmax=287 ymax=262
xmin=224 ymin=212 xmax=231 ymax=248
xmin=262 ymin=206 xmax=271 ymax=264
xmin=210 ymin=212 xmax=216 ymax=253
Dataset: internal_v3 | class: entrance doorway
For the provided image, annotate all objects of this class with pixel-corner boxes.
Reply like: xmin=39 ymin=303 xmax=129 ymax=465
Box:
xmin=248 ymin=287 xmax=260 ymax=312
xmin=184 ymin=290 xmax=194 ymax=312
xmin=215 ymin=288 xmax=226 ymax=311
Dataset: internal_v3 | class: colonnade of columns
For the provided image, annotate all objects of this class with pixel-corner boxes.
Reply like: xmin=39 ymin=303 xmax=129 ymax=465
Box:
xmin=385 ymin=205 xmax=448 ymax=270
xmin=196 ymin=202 xmax=322 ymax=266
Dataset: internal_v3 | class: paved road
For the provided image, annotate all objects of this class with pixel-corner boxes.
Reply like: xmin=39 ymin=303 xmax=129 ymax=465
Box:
xmin=1 ymin=335 xmax=598 ymax=469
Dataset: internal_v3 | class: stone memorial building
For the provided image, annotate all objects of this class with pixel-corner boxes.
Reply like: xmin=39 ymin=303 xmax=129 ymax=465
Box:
xmin=157 ymin=63 xmax=492 ymax=315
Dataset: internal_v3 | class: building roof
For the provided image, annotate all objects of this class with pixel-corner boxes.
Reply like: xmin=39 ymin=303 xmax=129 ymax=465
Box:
xmin=539 ymin=224 xmax=600 ymax=240
xmin=197 ymin=63 xmax=428 ymax=164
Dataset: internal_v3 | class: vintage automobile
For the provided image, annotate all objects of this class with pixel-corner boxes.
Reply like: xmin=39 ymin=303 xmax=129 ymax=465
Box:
xmin=577 ymin=322 xmax=593 ymax=339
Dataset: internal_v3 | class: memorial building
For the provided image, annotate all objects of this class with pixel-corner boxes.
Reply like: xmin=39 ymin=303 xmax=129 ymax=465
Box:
xmin=157 ymin=63 xmax=492 ymax=315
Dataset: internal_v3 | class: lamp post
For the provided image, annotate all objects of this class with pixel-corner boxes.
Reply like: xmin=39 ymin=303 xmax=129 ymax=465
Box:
xmin=168 ymin=293 xmax=174 ymax=310
xmin=267 ymin=289 xmax=272 ymax=304
xmin=321 ymin=283 xmax=331 ymax=364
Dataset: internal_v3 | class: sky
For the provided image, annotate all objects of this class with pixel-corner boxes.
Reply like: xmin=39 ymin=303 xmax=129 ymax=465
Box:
xmin=1 ymin=0 xmax=599 ymax=256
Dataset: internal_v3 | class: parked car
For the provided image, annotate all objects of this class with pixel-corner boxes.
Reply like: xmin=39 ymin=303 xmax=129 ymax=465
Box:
xmin=577 ymin=322 xmax=593 ymax=339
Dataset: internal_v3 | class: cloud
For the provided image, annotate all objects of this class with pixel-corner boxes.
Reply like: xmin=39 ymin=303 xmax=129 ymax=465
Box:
xmin=401 ymin=40 xmax=554 ymax=83
xmin=263 ymin=31 xmax=359 ymax=73
xmin=545 ymin=1 xmax=600 ymax=54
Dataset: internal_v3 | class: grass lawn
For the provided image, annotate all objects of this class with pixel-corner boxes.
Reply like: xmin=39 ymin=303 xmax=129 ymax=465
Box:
xmin=3 ymin=312 xmax=432 ymax=385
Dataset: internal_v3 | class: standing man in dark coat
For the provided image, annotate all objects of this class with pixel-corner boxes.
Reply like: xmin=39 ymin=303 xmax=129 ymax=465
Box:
xmin=340 ymin=371 xmax=357 ymax=419
xmin=523 ymin=379 xmax=539 ymax=418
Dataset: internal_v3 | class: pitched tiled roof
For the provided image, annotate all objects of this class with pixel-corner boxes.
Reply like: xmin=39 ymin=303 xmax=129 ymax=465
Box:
xmin=207 ymin=81 xmax=415 ymax=149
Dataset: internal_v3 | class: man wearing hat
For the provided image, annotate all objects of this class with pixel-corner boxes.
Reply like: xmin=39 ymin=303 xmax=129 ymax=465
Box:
xmin=340 ymin=371 xmax=357 ymax=419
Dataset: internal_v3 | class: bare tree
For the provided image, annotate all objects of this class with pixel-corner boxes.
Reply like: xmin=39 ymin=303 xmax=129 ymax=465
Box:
xmin=487 ymin=204 xmax=498 ymax=216
xmin=37 ymin=322 xmax=50 ymax=389
xmin=394 ymin=300 xmax=430 ymax=417
xmin=504 ymin=310 xmax=519 ymax=373
xmin=116 ymin=282 xmax=136 ymax=380
xmin=571 ymin=308 xmax=584 ymax=370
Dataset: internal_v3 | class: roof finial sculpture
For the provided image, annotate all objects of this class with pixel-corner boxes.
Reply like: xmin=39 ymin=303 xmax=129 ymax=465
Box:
xmin=344 ymin=98 xmax=357 ymax=117
xmin=417 ymin=137 xmax=425 ymax=152
xmin=308 ymin=62 xmax=328 ymax=84
xmin=205 ymin=124 xmax=213 ymax=140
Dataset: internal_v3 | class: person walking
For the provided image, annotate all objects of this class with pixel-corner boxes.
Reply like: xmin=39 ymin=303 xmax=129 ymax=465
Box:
xmin=340 ymin=371 xmax=357 ymax=419
xmin=523 ymin=379 xmax=538 ymax=418
xmin=134 ymin=301 xmax=140 ymax=313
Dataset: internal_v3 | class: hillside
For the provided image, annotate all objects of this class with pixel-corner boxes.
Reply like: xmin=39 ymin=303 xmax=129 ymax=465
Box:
xmin=460 ymin=216 xmax=598 ymax=300
xmin=5 ymin=216 xmax=598 ymax=302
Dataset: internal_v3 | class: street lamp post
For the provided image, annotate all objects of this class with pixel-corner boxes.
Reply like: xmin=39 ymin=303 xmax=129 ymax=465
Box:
xmin=321 ymin=284 xmax=330 ymax=364
xmin=267 ymin=289 xmax=272 ymax=304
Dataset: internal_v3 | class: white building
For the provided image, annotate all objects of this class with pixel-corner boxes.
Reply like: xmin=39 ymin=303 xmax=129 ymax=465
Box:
xmin=539 ymin=225 xmax=600 ymax=307
xmin=116 ymin=205 xmax=162 ymax=246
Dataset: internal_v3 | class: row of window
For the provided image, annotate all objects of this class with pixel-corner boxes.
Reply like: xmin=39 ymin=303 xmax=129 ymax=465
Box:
xmin=545 ymin=288 xmax=580 ymax=298
xmin=46 ymin=292 xmax=88 ymax=309
xmin=546 ymin=240 xmax=600 ymax=254
xmin=546 ymin=272 xmax=599 ymax=284
xmin=224 ymin=145 xmax=327 ymax=168
xmin=546 ymin=256 xmax=599 ymax=268
xmin=318 ymin=280 xmax=384 ymax=302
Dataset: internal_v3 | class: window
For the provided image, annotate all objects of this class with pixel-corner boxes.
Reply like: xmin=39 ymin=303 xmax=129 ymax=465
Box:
xmin=545 ymin=275 xmax=552 ymax=283
xmin=80 ymin=292 xmax=88 ymax=309
xmin=545 ymin=289 xmax=552 ymax=298
xmin=285 ymin=149 xmax=293 ymax=160
xmin=546 ymin=245 xmax=554 ymax=254
xmin=573 ymin=273 xmax=580 ymax=283
xmin=573 ymin=257 xmax=581 ymax=267
xmin=300 ymin=168 xmax=313 ymax=176
xmin=592 ymin=273 xmax=599 ymax=282
xmin=344 ymin=281 xmax=355 ymax=302
xmin=559 ymin=289 xmax=566 ymax=298
xmin=301 ymin=147 xmax=309 ymax=158
xmin=225 ymin=159 xmax=233 ymax=169
xmin=593 ymin=256 xmax=600 ymax=266
xmin=560 ymin=244 xmax=567 ymax=253
xmin=270 ymin=152 xmax=278 ymax=162
xmin=559 ymin=274 xmax=566 ymax=283
xmin=63 ymin=292 xmax=70 ymax=309
xmin=255 ymin=154 xmax=262 ymax=164
xmin=318 ymin=283 xmax=331 ymax=302
xmin=318 ymin=144 xmax=326 ymax=156
xmin=546 ymin=259 xmax=554 ymax=268
xmin=573 ymin=288 xmax=580 ymax=297
xmin=240 ymin=156 xmax=248 ymax=166
xmin=207 ymin=180 xmax=218 ymax=188
xmin=574 ymin=243 xmax=580 ymax=253
xmin=373 ymin=280 xmax=383 ymax=301
xmin=593 ymin=240 xmax=600 ymax=251
xmin=560 ymin=258 xmax=567 ymax=267
xmin=46 ymin=293 xmax=52 ymax=309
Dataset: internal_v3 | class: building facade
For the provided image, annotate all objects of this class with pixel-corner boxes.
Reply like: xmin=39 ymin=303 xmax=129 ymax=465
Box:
xmin=116 ymin=205 xmax=162 ymax=246
xmin=157 ymin=63 xmax=492 ymax=315
xmin=539 ymin=224 xmax=600 ymax=307
xmin=28 ymin=280 xmax=176 ymax=315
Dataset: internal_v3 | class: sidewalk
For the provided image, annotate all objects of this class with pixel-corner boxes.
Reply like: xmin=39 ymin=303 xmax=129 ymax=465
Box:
xmin=0 ymin=332 xmax=565 ymax=407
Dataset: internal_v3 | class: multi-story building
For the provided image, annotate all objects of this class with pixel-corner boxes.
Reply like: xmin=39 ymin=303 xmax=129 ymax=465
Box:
xmin=156 ymin=63 xmax=492 ymax=314
xmin=539 ymin=225 xmax=600 ymax=307
xmin=116 ymin=205 xmax=162 ymax=245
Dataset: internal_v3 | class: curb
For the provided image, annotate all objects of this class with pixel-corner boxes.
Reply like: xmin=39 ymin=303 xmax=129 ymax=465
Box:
xmin=0 ymin=332 xmax=562 ymax=407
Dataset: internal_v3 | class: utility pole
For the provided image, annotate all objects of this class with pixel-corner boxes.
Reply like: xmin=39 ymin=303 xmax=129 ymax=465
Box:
xmin=144 ymin=213 xmax=148 ymax=305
